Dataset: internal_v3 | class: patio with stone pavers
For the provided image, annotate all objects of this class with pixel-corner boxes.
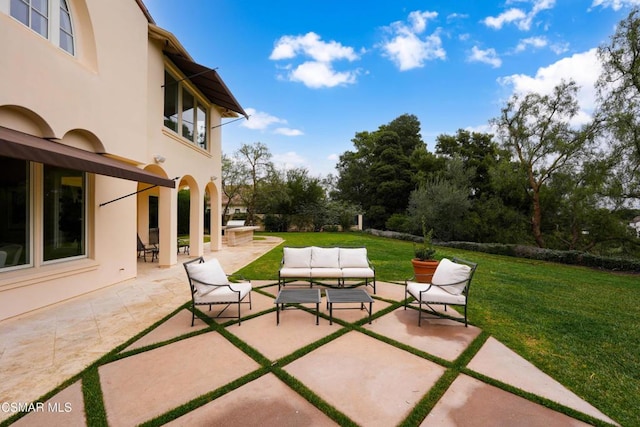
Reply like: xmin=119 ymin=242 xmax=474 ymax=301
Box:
xmin=7 ymin=280 xmax=618 ymax=427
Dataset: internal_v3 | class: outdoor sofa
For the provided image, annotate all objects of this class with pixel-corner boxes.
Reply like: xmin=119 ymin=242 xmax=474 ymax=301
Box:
xmin=278 ymin=246 xmax=376 ymax=293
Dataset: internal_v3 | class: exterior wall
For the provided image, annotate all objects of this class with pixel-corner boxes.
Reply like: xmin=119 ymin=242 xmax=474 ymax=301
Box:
xmin=0 ymin=0 xmax=226 ymax=320
xmin=144 ymin=36 xmax=223 ymax=254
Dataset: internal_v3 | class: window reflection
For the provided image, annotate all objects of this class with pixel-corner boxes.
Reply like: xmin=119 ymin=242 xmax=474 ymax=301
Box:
xmin=164 ymin=71 xmax=179 ymax=132
xmin=43 ymin=165 xmax=85 ymax=262
xmin=196 ymin=104 xmax=206 ymax=149
xmin=181 ymin=87 xmax=194 ymax=140
xmin=0 ymin=156 xmax=29 ymax=269
xmin=163 ymin=69 xmax=208 ymax=149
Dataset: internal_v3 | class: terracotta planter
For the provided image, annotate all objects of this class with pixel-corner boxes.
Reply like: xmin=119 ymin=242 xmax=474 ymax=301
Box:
xmin=411 ymin=259 xmax=439 ymax=283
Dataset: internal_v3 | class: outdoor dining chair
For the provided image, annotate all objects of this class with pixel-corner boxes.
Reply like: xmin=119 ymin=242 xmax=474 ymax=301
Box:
xmin=137 ymin=234 xmax=158 ymax=262
xmin=404 ymin=257 xmax=477 ymax=326
xmin=183 ymin=257 xmax=252 ymax=326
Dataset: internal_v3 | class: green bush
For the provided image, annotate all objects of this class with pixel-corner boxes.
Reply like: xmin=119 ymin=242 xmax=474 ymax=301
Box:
xmin=385 ymin=213 xmax=411 ymax=233
xmin=440 ymin=241 xmax=640 ymax=272
xmin=263 ymin=214 xmax=289 ymax=232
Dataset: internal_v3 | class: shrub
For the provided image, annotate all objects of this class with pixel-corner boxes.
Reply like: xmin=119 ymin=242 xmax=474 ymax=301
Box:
xmin=263 ymin=214 xmax=289 ymax=232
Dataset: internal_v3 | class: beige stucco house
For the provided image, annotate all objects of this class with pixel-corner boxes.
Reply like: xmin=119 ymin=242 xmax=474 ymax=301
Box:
xmin=0 ymin=0 xmax=246 ymax=320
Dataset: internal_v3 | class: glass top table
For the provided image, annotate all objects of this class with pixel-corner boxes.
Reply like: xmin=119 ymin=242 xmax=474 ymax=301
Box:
xmin=274 ymin=289 xmax=321 ymax=325
xmin=325 ymin=288 xmax=374 ymax=325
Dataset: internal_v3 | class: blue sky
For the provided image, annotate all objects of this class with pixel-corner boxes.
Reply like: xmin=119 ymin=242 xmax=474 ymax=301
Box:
xmin=145 ymin=0 xmax=640 ymax=177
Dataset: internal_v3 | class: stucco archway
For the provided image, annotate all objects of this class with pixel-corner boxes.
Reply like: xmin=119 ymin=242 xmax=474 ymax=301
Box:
xmin=137 ymin=164 xmax=176 ymax=266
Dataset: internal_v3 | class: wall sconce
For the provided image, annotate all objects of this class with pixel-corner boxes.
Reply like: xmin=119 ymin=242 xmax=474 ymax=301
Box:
xmin=210 ymin=175 xmax=218 ymax=182
xmin=153 ymin=154 xmax=166 ymax=164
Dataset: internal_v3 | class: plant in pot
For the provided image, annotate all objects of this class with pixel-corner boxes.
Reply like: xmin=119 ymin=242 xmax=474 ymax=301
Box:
xmin=411 ymin=220 xmax=439 ymax=283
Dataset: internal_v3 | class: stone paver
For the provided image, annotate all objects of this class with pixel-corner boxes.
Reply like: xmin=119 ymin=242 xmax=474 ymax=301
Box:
xmin=166 ymin=373 xmax=339 ymax=427
xmin=99 ymin=332 xmax=260 ymax=426
xmin=365 ymin=307 xmax=481 ymax=361
xmin=467 ymin=337 xmax=619 ymax=425
xmin=229 ymin=307 xmax=339 ymax=361
xmin=10 ymin=381 xmax=85 ymax=427
xmin=423 ymin=374 xmax=592 ymax=426
xmin=285 ymin=330 xmax=446 ymax=427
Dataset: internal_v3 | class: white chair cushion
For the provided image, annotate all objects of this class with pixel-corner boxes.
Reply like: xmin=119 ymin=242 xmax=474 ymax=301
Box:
xmin=311 ymin=246 xmax=340 ymax=268
xmin=279 ymin=267 xmax=311 ymax=278
xmin=431 ymin=258 xmax=472 ymax=295
xmin=195 ymin=281 xmax=252 ymax=304
xmin=339 ymin=248 xmax=369 ymax=268
xmin=341 ymin=267 xmax=375 ymax=278
xmin=186 ymin=259 xmax=229 ymax=295
xmin=310 ymin=268 xmax=343 ymax=278
xmin=283 ymin=247 xmax=312 ymax=268
xmin=407 ymin=281 xmax=466 ymax=305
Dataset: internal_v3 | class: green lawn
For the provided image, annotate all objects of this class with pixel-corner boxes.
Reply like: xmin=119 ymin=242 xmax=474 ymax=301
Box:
xmin=239 ymin=232 xmax=640 ymax=426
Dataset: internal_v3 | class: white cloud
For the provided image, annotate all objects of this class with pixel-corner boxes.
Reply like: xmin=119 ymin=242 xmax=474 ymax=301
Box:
xmin=270 ymin=32 xmax=361 ymax=88
xmin=327 ymin=153 xmax=339 ymax=161
xmin=484 ymin=0 xmax=556 ymax=31
xmin=590 ymin=0 xmax=640 ymax=10
xmin=468 ymin=46 xmax=502 ymax=68
xmin=447 ymin=13 xmax=469 ymax=21
xmin=465 ymin=123 xmax=494 ymax=134
xmin=408 ymin=10 xmax=438 ymax=33
xmin=241 ymin=108 xmax=303 ymax=136
xmin=289 ymin=61 xmax=358 ymax=88
xmin=272 ymin=151 xmax=308 ymax=170
xmin=274 ymin=127 xmax=304 ymax=136
xmin=515 ymin=36 xmax=548 ymax=52
xmin=270 ymin=32 xmax=358 ymax=62
xmin=381 ymin=10 xmax=446 ymax=71
xmin=483 ymin=8 xmax=527 ymax=29
xmin=498 ymin=48 xmax=601 ymax=125
xmin=549 ymin=41 xmax=570 ymax=54
xmin=240 ymin=108 xmax=285 ymax=130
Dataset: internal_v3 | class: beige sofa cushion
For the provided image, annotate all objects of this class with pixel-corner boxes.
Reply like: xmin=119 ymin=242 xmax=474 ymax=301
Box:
xmin=311 ymin=246 xmax=340 ymax=268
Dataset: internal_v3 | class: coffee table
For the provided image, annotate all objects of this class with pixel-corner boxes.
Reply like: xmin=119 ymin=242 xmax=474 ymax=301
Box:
xmin=274 ymin=289 xmax=321 ymax=325
xmin=325 ymin=288 xmax=374 ymax=325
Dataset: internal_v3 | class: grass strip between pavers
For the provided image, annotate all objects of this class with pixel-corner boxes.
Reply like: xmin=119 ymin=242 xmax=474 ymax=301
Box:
xmin=398 ymin=331 xmax=488 ymax=426
xmin=82 ymin=367 xmax=107 ymax=427
xmin=139 ymin=368 xmax=271 ymax=426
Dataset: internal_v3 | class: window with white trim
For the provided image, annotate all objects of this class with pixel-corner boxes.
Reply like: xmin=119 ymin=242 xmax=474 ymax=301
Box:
xmin=5 ymin=0 xmax=75 ymax=54
xmin=0 ymin=156 xmax=87 ymax=270
xmin=164 ymin=69 xmax=209 ymax=149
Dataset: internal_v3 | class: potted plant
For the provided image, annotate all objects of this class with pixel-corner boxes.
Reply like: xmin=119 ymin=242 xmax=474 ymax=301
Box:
xmin=411 ymin=219 xmax=439 ymax=283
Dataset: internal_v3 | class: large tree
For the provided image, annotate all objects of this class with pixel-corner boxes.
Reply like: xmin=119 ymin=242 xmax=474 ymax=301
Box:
xmin=221 ymin=154 xmax=248 ymax=223
xmin=435 ymin=129 xmax=506 ymax=199
xmin=596 ymin=7 xmax=640 ymax=202
xmin=235 ymin=142 xmax=273 ymax=225
xmin=336 ymin=114 xmax=425 ymax=229
xmin=492 ymin=80 xmax=600 ymax=248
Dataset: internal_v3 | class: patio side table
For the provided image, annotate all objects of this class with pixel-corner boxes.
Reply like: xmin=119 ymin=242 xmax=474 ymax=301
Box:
xmin=325 ymin=288 xmax=374 ymax=325
xmin=274 ymin=289 xmax=321 ymax=325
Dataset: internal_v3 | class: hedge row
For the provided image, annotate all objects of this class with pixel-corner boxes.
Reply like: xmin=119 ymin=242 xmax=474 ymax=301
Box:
xmin=365 ymin=229 xmax=640 ymax=272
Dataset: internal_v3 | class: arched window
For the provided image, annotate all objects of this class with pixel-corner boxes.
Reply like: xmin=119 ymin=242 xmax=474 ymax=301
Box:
xmin=7 ymin=0 xmax=75 ymax=55
xmin=59 ymin=0 xmax=74 ymax=54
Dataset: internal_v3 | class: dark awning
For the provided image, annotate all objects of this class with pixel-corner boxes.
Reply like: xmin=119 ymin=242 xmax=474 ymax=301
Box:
xmin=165 ymin=52 xmax=248 ymax=118
xmin=0 ymin=126 xmax=175 ymax=188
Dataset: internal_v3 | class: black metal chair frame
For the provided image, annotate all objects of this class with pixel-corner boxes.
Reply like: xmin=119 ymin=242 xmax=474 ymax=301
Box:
xmin=183 ymin=257 xmax=251 ymax=326
xmin=137 ymin=234 xmax=158 ymax=262
xmin=404 ymin=257 xmax=477 ymax=327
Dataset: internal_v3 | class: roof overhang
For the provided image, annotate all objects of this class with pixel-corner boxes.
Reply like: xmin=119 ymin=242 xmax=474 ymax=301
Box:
xmin=148 ymin=25 xmax=247 ymax=119
xmin=164 ymin=53 xmax=248 ymax=119
xmin=0 ymin=126 xmax=175 ymax=188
